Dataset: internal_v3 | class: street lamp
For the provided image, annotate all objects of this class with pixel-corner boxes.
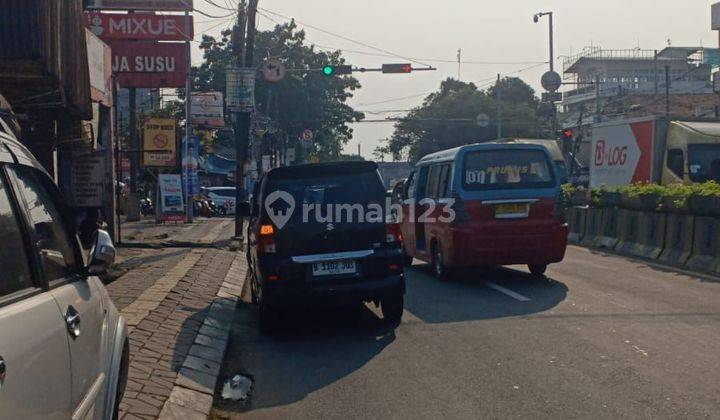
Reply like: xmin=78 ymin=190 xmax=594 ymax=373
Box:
xmin=533 ymin=11 xmax=554 ymax=73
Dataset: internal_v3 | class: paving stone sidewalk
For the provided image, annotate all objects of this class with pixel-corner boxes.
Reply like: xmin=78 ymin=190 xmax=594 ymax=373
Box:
xmin=105 ymin=219 xmax=246 ymax=420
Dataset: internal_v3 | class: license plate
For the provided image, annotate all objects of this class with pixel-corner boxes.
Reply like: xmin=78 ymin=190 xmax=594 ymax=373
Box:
xmin=312 ymin=260 xmax=357 ymax=276
xmin=495 ymin=203 xmax=529 ymax=219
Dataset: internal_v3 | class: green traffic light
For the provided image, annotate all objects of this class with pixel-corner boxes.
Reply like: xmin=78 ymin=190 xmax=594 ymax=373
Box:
xmin=322 ymin=66 xmax=334 ymax=76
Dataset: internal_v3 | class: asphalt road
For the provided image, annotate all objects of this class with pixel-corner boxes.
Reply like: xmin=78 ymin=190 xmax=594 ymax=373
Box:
xmin=213 ymin=246 xmax=720 ymax=419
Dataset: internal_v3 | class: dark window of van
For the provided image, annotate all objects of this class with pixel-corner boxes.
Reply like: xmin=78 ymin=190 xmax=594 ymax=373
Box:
xmin=463 ymin=149 xmax=555 ymax=190
xmin=426 ymin=165 xmax=441 ymax=198
xmin=437 ymin=164 xmax=451 ymax=198
xmin=667 ymin=149 xmax=684 ymax=179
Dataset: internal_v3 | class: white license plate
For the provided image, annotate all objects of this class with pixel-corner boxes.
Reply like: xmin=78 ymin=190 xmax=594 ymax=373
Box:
xmin=312 ymin=260 xmax=357 ymax=276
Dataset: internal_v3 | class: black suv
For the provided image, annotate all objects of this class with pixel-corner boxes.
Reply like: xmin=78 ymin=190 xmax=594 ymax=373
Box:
xmin=243 ymin=161 xmax=405 ymax=329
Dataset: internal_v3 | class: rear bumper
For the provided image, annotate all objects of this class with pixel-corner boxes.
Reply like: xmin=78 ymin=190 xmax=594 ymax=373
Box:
xmin=445 ymin=223 xmax=568 ymax=267
xmin=258 ymin=248 xmax=406 ymax=306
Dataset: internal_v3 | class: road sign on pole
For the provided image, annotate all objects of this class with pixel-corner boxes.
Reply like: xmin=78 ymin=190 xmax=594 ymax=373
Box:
xmin=541 ymin=71 xmax=562 ymax=92
xmin=261 ymin=58 xmax=286 ymax=83
xmin=476 ymin=113 xmax=490 ymax=127
xmin=301 ymin=129 xmax=314 ymax=142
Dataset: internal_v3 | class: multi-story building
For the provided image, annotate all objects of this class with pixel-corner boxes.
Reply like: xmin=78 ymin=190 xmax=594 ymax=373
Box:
xmin=561 ymin=46 xmax=719 ymax=124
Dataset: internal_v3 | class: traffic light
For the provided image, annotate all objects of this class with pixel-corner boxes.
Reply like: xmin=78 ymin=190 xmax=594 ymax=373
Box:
xmin=382 ymin=63 xmax=413 ymax=74
xmin=322 ymin=65 xmax=352 ymax=76
xmin=560 ymin=129 xmax=574 ymax=142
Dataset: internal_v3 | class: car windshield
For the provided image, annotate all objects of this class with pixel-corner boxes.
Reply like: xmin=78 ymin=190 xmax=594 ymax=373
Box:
xmin=463 ymin=149 xmax=555 ymax=190
xmin=688 ymin=144 xmax=720 ymax=183
xmin=270 ymin=171 xmax=385 ymax=207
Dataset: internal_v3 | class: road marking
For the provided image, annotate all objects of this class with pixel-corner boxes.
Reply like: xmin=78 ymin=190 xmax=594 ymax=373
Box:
xmin=486 ymin=282 xmax=532 ymax=302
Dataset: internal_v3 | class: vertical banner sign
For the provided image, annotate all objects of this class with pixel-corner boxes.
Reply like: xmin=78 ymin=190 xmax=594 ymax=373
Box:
xmin=70 ymin=151 xmax=106 ymax=207
xmin=158 ymin=174 xmax=185 ymax=222
xmin=182 ymin=136 xmax=201 ymax=196
xmin=143 ymin=118 xmax=177 ymax=167
xmin=226 ymin=66 xmax=256 ymax=112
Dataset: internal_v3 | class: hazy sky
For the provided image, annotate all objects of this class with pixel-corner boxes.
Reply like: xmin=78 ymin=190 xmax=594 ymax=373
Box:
xmin=194 ymin=0 xmax=720 ymax=158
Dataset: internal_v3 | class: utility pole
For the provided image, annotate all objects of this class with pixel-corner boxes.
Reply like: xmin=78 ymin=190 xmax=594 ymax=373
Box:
xmin=665 ymin=65 xmax=671 ymax=116
xmin=232 ymin=0 xmax=258 ymax=239
xmin=653 ymin=49 xmax=659 ymax=96
xmin=548 ymin=13 xmax=554 ymax=73
xmin=184 ymin=10 xmax=194 ymax=223
xmin=496 ymin=74 xmax=502 ymax=139
xmin=595 ymin=74 xmax=602 ymax=123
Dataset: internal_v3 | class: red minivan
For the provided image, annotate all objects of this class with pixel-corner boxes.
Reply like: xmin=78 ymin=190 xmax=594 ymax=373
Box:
xmin=398 ymin=142 xmax=568 ymax=279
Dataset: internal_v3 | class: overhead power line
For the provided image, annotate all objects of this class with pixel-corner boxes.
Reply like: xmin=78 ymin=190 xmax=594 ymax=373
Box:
xmin=258 ymin=7 xmax=433 ymax=68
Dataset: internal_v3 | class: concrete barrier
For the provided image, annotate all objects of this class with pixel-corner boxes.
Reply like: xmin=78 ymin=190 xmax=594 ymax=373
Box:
xmin=686 ymin=216 xmax=720 ymax=274
xmin=595 ymin=207 xmax=619 ymax=249
xmin=567 ymin=206 xmax=587 ymax=244
xmin=615 ymin=209 xmax=640 ymax=255
xmin=633 ymin=211 xmax=667 ymax=259
xmin=581 ymin=207 xmax=602 ymax=248
xmin=658 ymin=214 xmax=694 ymax=267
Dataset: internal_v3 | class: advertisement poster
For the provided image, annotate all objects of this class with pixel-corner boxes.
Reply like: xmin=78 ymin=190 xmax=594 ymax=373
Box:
xmin=182 ymin=136 xmax=200 ymax=196
xmin=590 ymin=120 xmax=654 ymax=188
xmin=191 ymin=92 xmax=225 ymax=127
xmin=143 ymin=118 xmax=177 ymax=167
xmin=159 ymin=174 xmax=184 ymax=221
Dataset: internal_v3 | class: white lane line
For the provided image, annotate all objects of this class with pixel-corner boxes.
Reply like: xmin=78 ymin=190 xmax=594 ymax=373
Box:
xmin=486 ymin=282 xmax=532 ymax=302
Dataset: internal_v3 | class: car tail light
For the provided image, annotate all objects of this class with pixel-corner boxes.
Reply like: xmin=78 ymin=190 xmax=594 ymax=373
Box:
xmin=259 ymin=224 xmax=276 ymax=254
xmin=386 ymin=223 xmax=403 ymax=244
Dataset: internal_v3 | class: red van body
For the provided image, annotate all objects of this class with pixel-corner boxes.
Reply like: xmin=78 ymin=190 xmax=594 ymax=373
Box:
xmin=399 ymin=142 xmax=568 ymax=277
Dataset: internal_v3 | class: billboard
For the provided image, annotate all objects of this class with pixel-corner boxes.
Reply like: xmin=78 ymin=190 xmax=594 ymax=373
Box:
xmin=85 ymin=0 xmax=193 ymax=11
xmin=713 ymin=2 xmax=720 ymax=30
xmin=143 ymin=118 xmax=177 ymax=167
xmin=191 ymin=92 xmax=225 ymax=127
xmin=85 ymin=12 xmax=192 ymax=41
xmin=590 ymin=120 xmax=655 ymax=188
xmin=110 ymin=41 xmax=186 ymax=88
xmin=159 ymin=174 xmax=185 ymax=222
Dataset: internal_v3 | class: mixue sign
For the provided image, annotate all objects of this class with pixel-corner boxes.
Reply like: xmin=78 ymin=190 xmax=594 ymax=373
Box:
xmin=110 ymin=41 xmax=186 ymax=88
xmin=85 ymin=12 xmax=192 ymax=41
xmin=590 ymin=119 xmax=654 ymax=188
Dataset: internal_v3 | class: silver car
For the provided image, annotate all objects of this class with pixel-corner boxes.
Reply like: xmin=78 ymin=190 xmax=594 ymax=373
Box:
xmin=0 ymin=130 xmax=128 ymax=419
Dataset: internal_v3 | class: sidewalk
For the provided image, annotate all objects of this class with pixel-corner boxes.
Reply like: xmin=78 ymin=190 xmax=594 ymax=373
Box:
xmin=105 ymin=218 xmax=247 ymax=419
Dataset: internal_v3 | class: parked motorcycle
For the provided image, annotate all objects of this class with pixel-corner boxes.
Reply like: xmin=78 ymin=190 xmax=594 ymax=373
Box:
xmin=140 ymin=197 xmax=154 ymax=216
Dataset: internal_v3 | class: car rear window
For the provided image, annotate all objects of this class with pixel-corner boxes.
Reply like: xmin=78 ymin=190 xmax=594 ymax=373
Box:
xmin=266 ymin=171 xmax=386 ymax=223
xmin=462 ymin=149 xmax=555 ymax=190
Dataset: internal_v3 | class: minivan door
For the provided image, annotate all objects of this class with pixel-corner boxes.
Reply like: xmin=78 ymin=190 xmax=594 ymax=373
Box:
xmin=413 ymin=166 xmax=430 ymax=254
xmin=8 ymin=166 xmax=106 ymax=419
xmin=0 ymin=168 xmax=72 ymax=419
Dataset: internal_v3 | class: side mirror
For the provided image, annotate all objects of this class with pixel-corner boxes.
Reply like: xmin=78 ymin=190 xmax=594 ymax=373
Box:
xmin=236 ymin=201 xmax=251 ymax=217
xmin=87 ymin=230 xmax=116 ymax=275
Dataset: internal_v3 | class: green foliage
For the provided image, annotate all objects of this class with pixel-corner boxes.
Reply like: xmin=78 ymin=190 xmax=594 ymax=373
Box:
xmin=384 ymin=78 xmax=549 ymax=162
xmin=587 ymin=181 xmax=720 ymax=210
xmin=192 ymin=21 xmax=363 ymax=162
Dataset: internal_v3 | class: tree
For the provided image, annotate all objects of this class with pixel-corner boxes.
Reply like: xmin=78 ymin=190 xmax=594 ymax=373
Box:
xmin=486 ymin=77 xmax=538 ymax=107
xmin=192 ymin=21 xmax=364 ymax=161
xmin=384 ymin=78 xmax=546 ymax=162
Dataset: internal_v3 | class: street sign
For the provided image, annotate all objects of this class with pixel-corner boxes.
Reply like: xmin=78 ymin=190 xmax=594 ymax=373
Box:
xmin=109 ymin=41 xmax=186 ymax=88
xmin=143 ymin=118 xmax=177 ymax=167
xmin=226 ymin=66 xmax=256 ymax=112
xmin=261 ymin=58 xmax=286 ymax=83
xmin=476 ymin=113 xmax=490 ymax=127
xmin=85 ymin=12 xmax=192 ymax=41
xmin=542 ymin=91 xmax=563 ymax=103
xmin=191 ymin=92 xmax=224 ymax=127
xmin=301 ymin=129 xmax=314 ymax=141
xmin=541 ymin=71 xmax=562 ymax=92
xmin=85 ymin=0 xmax=193 ymax=11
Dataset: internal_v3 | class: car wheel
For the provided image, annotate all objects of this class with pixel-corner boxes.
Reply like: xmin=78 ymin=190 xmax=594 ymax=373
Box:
xmin=431 ymin=243 xmax=449 ymax=281
xmin=381 ymin=292 xmax=404 ymax=325
xmin=112 ymin=340 xmax=130 ymax=420
xmin=529 ymin=264 xmax=548 ymax=277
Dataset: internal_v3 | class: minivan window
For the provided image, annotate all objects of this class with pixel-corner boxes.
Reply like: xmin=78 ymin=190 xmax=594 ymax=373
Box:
xmin=463 ymin=149 xmax=555 ymax=190
xmin=0 ymin=174 xmax=34 ymax=297
xmin=426 ymin=165 xmax=442 ymax=199
xmin=10 ymin=167 xmax=78 ymax=281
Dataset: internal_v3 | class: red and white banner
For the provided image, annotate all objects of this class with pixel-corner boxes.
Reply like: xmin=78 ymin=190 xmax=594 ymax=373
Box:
xmin=85 ymin=12 xmax=192 ymax=41
xmin=110 ymin=41 xmax=186 ymax=88
xmin=590 ymin=119 xmax=655 ymax=188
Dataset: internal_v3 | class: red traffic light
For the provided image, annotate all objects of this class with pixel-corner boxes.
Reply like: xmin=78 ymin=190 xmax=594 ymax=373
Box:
xmin=382 ymin=63 xmax=413 ymax=74
xmin=562 ymin=129 xmax=574 ymax=139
